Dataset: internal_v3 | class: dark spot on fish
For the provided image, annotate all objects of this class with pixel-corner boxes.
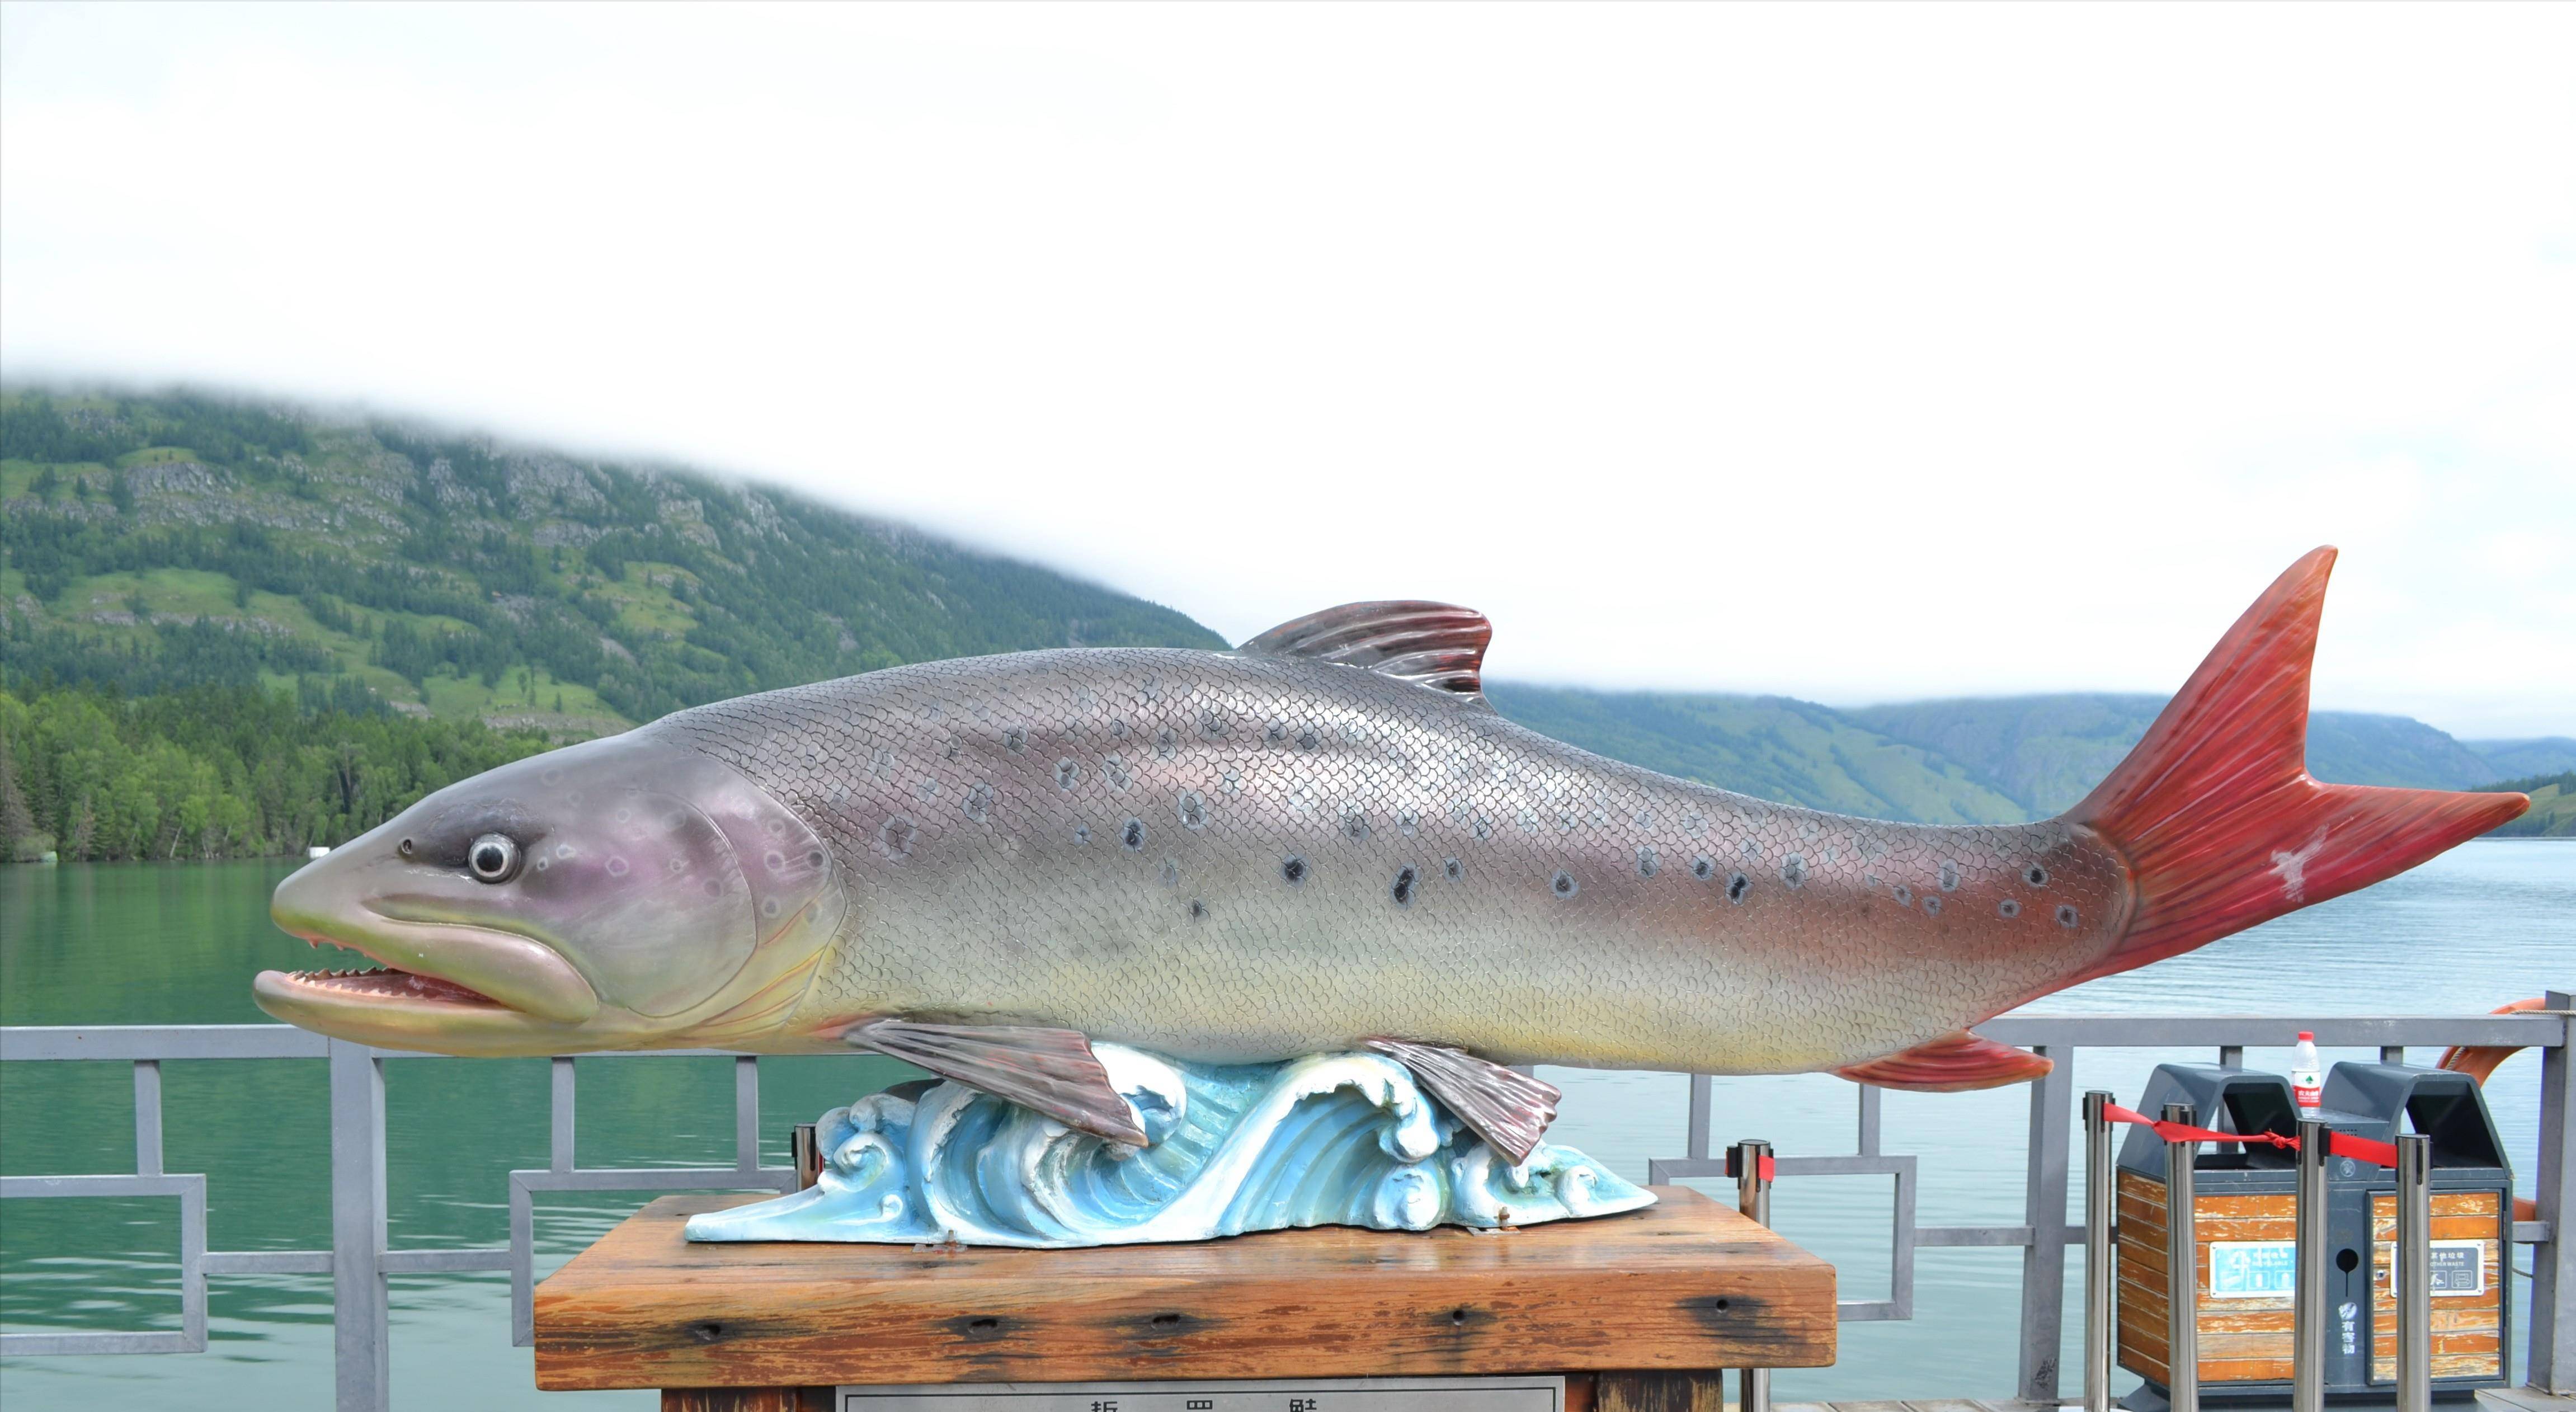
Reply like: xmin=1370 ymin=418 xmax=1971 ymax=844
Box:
xmin=1392 ymin=865 xmax=1417 ymax=906
xmin=761 ymin=897 xmax=780 ymax=918
xmin=1551 ymin=870 xmax=1578 ymax=898
xmin=1283 ymin=855 xmax=1307 ymax=885
xmin=1003 ymin=727 xmax=1026 ymax=754
xmin=1156 ymin=727 xmax=1177 ymax=759
xmin=702 ymin=877 xmax=723 ymax=898
xmin=2000 ymin=898 xmax=2022 ymax=918
xmin=1693 ymin=855 xmax=1715 ymax=879
xmin=963 ymin=784 xmax=992 ymax=823
xmin=2056 ymin=903 xmax=2079 ymax=928
xmin=1472 ymin=816 xmax=1492 ymax=840
xmin=878 ymin=815 xmax=917 ymax=860
xmin=1298 ymin=728 xmax=1319 ymax=751
xmin=1892 ymin=884 xmax=1913 ymax=906
xmin=2027 ymin=865 xmax=2048 ymax=887
xmin=1189 ymin=898 xmax=1205 ymax=920
xmin=1782 ymin=854 xmax=1807 ymax=889
xmin=1345 ymin=812 xmax=1370 ymax=841
xmin=1159 ymin=858 xmax=1179 ymax=887
xmin=1444 ymin=857 xmax=1463 ymax=881
xmin=1075 ymin=824 xmax=1091 ymax=845
xmin=606 ymin=855 xmax=629 ymax=877
xmin=1266 ymin=719 xmax=1287 ymax=743
xmin=1923 ymin=895 xmax=1942 ymax=916
xmin=1728 ymin=872 xmax=1750 ymax=902
xmin=1940 ymin=860 xmax=1962 ymax=892
xmin=1637 ymin=847 xmax=1659 ymax=878
xmin=1110 ymin=718 xmax=1129 ymax=738
xmin=1122 ymin=818 xmax=1146 ymax=850
xmin=1056 ymin=759 xmax=1080 ymax=789
xmin=1178 ymin=792 xmax=1207 ymax=830
xmin=808 ymin=850 xmax=826 ymax=868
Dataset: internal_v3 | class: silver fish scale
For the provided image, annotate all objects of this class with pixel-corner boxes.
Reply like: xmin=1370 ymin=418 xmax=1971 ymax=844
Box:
xmin=651 ymin=648 xmax=2132 ymax=1073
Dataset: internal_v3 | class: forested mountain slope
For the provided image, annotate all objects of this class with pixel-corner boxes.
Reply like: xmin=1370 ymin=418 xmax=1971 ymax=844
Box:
xmin=2 ymin=388 xmax=1222 ymax=731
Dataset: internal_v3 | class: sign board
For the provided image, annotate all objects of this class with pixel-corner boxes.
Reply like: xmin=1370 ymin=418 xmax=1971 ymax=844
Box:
xmin=2209 ymin=1240 xmax=2297 ymax=1299
xmin=2426 ymin=1240 xmax=2487 ymax=1296
xmin=838 ymin=1377 xmax=1567 ymax=1411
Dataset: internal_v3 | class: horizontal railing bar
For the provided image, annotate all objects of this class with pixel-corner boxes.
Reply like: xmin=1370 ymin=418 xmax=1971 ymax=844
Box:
xmin=2517 ymin=1221 xmax=2551 ymax=1244
xmin=1980 ymin=1014 xmax=2566 ymax=1048
xmin=379 ymin=1248 xmax=511 ymax=1274
xmin=202 ymin=1250 xmax=333 ymax=1275
xmin=1919 ymin=1226 xmax=2037 ymax=1248
xmin=1 ymin=1173 xmax=200 ymax=1199
xmin=511 ymin=1165 xmax=792 ymax=1193
xmin=0 ymin=1330 xmax=199 ymax=1356
xmin=1838 ymin=1300 xmax=1902 ymax=1321
xmin=0 ymin=1024 xmax=788 ymax=1062
xmin=1 ymin=1025 xmax=328 ymax=1061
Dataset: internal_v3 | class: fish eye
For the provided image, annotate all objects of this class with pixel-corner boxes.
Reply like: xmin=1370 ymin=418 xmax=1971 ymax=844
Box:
xmin=467 ymin=833 xmax=521 ymax=883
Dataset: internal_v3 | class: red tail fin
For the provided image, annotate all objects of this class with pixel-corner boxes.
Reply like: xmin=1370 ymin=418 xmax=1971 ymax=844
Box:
xmin=2065 ymin=547 xmax=2527 ymax=985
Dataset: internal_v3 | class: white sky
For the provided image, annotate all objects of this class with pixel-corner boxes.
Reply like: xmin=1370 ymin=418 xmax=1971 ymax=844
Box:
xmin=3 ymin=3 xmax=2570 ymax=738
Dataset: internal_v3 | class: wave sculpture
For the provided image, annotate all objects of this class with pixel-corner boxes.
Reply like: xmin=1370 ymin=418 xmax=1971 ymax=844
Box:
xmin=682 ymin=1045 xmax=1653 ymax=1247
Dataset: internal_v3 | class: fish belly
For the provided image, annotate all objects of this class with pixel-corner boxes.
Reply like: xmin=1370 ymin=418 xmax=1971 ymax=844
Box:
xmin=656 ymin=649 xmax=2130 ymax=1074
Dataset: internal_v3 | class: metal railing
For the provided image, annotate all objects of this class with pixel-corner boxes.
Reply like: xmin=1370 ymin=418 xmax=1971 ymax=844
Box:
xmin=1647 ymin=1000 xmax=2576 ymax=1404
xmin=4 ymin=1000 xmax=2569 ymax=1410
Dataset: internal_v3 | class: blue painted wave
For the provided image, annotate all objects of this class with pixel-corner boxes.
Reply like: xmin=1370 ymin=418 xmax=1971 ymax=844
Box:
xmin=683 ymin=1046 xmax=1654 ymax=1247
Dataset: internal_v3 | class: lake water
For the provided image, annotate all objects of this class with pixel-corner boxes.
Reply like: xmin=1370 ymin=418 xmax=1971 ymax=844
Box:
xmin=3 ymin=841 xmax=2570 ymax=1410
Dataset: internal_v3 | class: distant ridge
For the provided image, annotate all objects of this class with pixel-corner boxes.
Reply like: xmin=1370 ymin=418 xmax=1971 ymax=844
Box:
xmin=1493 ymin=686 xmax=2560 ymax=828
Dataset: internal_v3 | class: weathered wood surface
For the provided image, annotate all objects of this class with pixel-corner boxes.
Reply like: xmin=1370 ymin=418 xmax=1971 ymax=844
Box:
xmin=2369 ymin=1189 xmax=2508 ymax=1382
xmin=535 ymin=1187 xmax=1834 ymax=1391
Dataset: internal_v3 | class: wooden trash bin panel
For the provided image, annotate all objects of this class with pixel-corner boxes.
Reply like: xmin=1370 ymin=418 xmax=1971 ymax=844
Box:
xmin=2367 ymin=1189 xmax=2507 ymax=1384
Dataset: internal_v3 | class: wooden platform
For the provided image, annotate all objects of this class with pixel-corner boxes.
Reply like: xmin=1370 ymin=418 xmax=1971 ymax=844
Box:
xmin=1779 ymin=1390 xmax=2572 ymax=1412
xmin=533 ymin=1185 xmax=1835 ymax=1394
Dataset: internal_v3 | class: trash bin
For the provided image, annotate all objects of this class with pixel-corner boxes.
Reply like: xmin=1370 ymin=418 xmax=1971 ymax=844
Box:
xmin=2111 ymin=1061 xmax=2512 ymax=1405
xmin=2325 ymin=1063 xmax=2512 ymax=1395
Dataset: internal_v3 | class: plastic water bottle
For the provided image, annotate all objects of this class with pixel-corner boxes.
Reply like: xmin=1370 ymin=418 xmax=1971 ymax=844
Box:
xmin=2291 ymin=1030 xmax=2324 ymax=1113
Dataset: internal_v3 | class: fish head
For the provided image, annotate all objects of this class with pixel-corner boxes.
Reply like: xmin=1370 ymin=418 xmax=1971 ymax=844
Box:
xmin=257 ymin=732 xmax=845 ymax=1055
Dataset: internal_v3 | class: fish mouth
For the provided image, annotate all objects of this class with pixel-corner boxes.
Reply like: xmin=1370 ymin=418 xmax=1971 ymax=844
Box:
xmin=263 ymin=966 xmax=506 ymax=1009
xmin=261 ymin=867 xmax=606 ymax=1051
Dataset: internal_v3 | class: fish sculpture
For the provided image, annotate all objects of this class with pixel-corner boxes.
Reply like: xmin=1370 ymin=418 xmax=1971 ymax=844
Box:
xmin=258 ymin=548 xmax=2527 ymax=1162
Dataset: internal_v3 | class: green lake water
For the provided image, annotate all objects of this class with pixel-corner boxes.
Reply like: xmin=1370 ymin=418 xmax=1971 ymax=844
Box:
xmin=3 ymin=842 xmax=2572 ymax=1409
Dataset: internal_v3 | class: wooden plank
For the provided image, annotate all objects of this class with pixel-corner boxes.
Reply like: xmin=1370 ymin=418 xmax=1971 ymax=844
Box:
xmin=1595 ymin=1370 xmax=1726 ymax=1412
xmin=534 ymin=1187 xmax=1835 ymax=1391
xmin=660 ymin=1392 xmax=823 ymax=1412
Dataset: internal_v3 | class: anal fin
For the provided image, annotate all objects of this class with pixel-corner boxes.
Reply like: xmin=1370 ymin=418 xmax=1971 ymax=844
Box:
xmin=1365 ymin=1038 xmax=1560 ymax=1162
xmin=1836 ymin=1030 xmax=2051 ymax=1092
xmin=850 ymin=1019 xmax=1148 ymax=1147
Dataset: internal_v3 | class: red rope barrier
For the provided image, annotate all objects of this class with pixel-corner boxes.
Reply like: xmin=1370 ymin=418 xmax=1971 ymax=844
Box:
xmin=2097 ymin=1103 xmax=2400 ymax=1168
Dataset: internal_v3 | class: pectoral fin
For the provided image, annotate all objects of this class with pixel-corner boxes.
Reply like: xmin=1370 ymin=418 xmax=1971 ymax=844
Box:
xmin=1836 ymin=1030 xmax=2052 ymax=1091
xmin=849 ymin=1019 xmax=1149 ymax=1147
xmin=1365 ymin=1038 xmax=1560 ymax=1162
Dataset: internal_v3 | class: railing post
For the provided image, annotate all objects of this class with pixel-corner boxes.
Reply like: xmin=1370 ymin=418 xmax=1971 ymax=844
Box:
xmin=2292 ymin=1118 xmax=2330 ymax=1412
xmin=2019 ymin=1045 xmax=2073 ymax=1402
xmin=2164 ymin=1101 xmax=2198 ymax=1412
xmin=2083 ymin=1090 xmax=2115 ymax=1412
xmin=2395 ymin=1132 xmax=2433 ymax=1412
xmin=328 ymin=1039 xmax=389 ymax=1412
xmin=2532 ymin=989 xmax=2574 ymax=1394
xmin=1735 ymin=1138 xmax=1774 ymax=1412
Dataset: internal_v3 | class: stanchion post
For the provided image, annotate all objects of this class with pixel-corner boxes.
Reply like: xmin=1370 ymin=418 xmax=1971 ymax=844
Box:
xmin=2083 ymin=1091 xmax=2115 ymax=1412
xmin=2163 ymin=1102 xmax=2198 ymax=1412
xmin=2395 ymin=1132 xmax=2433 ymax=1412
xmin=1735 ymin=1138 xmax=1774 ymax=1412
xmin=2292 ymin=1119 xmax=2330 ymax=1412
xmin=792 ymin=1122 xmax=821 ymax=1190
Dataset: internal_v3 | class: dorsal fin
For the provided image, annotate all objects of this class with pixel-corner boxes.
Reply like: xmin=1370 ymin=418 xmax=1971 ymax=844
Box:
xmin=1237 ymin=601 xmax=1490 ymax=702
